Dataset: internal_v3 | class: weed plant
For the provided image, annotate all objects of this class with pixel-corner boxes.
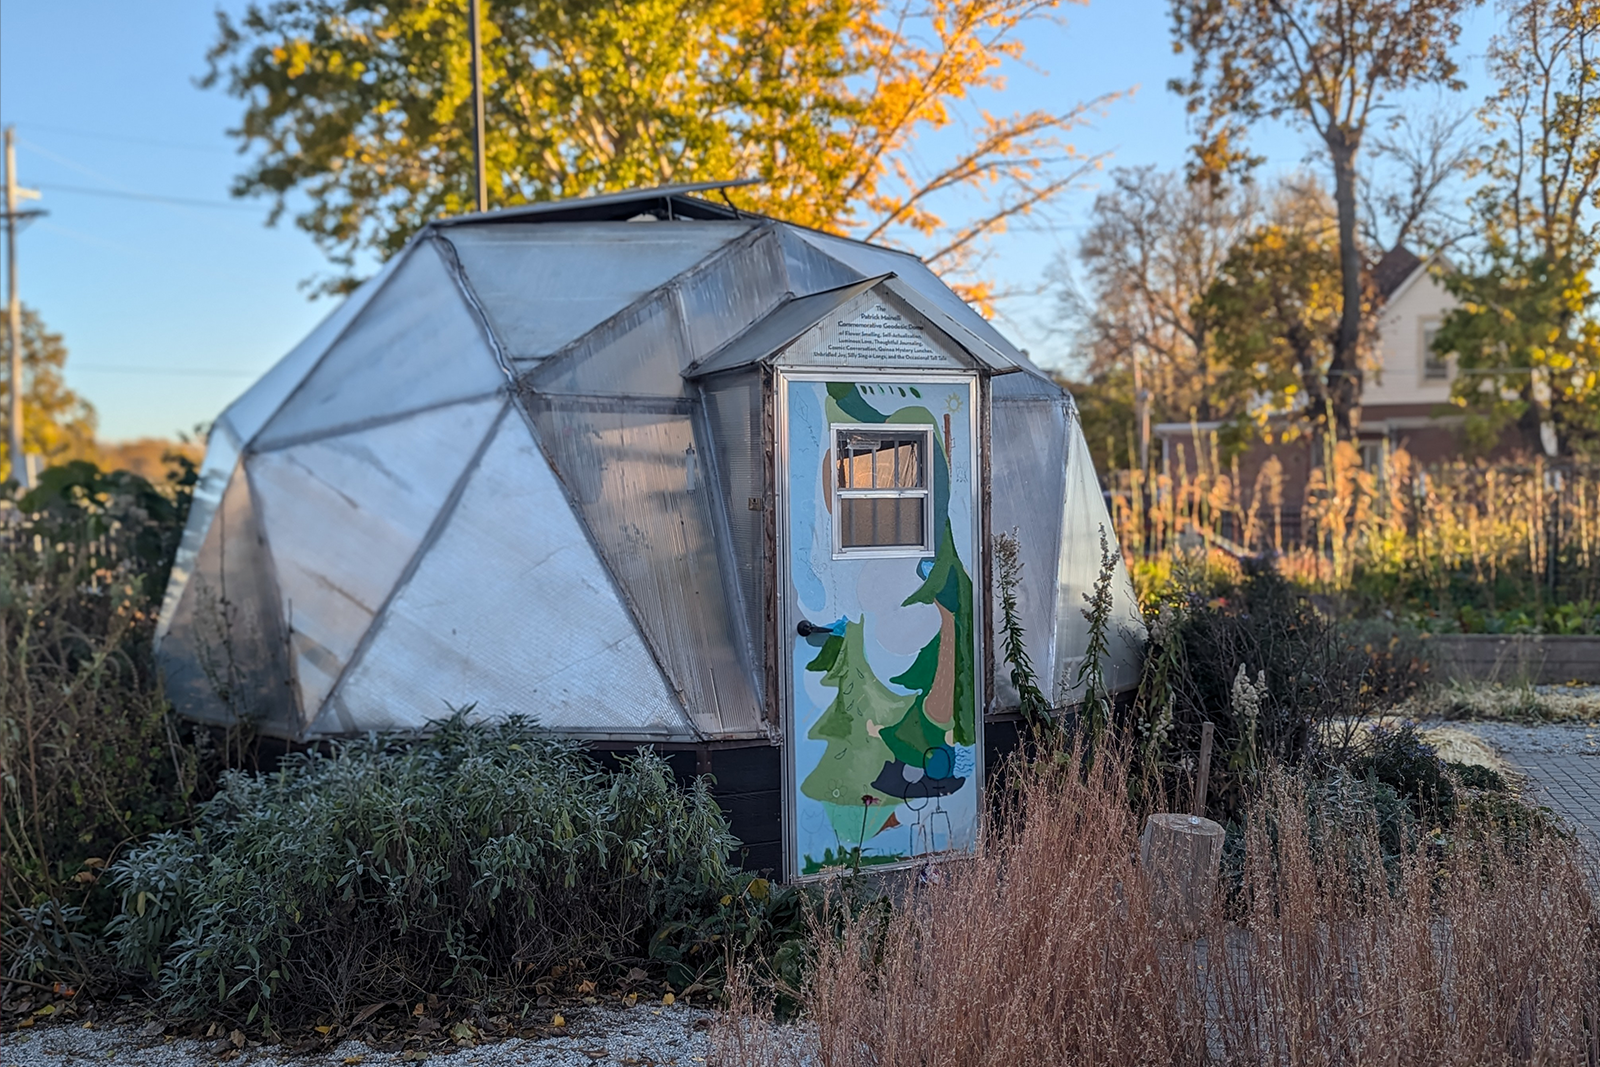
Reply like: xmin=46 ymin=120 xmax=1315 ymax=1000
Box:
xmin=1131 ymin=567 xmax=1426 ymax=823
xmin=1 ymin=459 xmax=206 ymax=985
xmin=106 ymin=714 xmax=739 ymax=1030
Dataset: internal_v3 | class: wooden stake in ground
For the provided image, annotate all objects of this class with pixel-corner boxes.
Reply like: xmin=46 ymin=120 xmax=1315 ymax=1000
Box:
xmin=1191 ymin=721 xmax=1214 ymax=817
xmin=1140 ymin=722 xmax=1223 ymax=932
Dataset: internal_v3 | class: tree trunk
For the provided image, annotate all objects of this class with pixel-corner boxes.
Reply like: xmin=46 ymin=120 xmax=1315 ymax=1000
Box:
xmin=1327 ymin=130 xmax=1365 ymax=441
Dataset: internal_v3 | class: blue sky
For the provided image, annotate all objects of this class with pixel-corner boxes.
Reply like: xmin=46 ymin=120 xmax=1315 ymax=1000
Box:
xmin=1 ymin=0 xmax=1497 ymax=441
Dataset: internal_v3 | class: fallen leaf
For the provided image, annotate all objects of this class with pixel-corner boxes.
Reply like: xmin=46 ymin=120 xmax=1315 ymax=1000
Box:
xmin=662 ymin=993 xmax=675 ymax=1006
xmin=350 ymin=1002 xmax=389 ymax=1027
xmin=576 ymin=980 xmax=596 ymax=995
xmin=622 ymin=993 xmax=638 ymax=1008
xmin=412 ymin=1003 xmax=425 ymax=1017
xmin=551 ymin=1014 xmax=565 ymax=1028
xmin=138 ymin=1020 xmax=163 ymax=1038
xmin=343 ymin=1058 xmax=365 ymax=1065
xmin=230 ymin=1029 xmax=246 ymax=1048
xmin=33 ymin=1005 xmax=55 ymax=1016
xmin=15 ymin=1017 xmax=33 ymax=1029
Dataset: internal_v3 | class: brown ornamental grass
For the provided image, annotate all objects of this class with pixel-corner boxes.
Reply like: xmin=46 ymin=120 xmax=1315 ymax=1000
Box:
xmin=718 ymin=744 xmax=1600 ymax=1066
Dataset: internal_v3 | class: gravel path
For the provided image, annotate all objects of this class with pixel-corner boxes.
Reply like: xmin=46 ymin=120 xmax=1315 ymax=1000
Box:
xmin=1 ymin=1004 xmax=716 ymax=1067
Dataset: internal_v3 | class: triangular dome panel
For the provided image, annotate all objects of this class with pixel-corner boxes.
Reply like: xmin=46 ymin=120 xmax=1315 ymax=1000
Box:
xmin=442 ymin=221 xmax=753 ymax=364
xmin=222 ymin=255 xmax=403 ymax=446
xmin=156 ymin=461 xmax=296 ymax=734
xmin=246 ymin=396 xmax=504 ymax=721
xmin=316 ymin=410 xmax=692 ymax=739
xmin=254 ymin=241 xmax=505 ymax=450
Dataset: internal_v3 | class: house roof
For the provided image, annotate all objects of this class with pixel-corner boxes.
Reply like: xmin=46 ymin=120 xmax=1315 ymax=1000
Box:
xmin=1372 ymin=245 xmax=1424 ymax=302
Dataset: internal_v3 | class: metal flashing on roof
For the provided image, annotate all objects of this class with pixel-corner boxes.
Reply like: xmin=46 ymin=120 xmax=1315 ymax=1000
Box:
xmin=684 ymin=274 xmax=1018 ymax=377
xmin=684 ymin=276 xmax=886 ymax=377
xmin=431 ymin=179 xmax=759 ymax=228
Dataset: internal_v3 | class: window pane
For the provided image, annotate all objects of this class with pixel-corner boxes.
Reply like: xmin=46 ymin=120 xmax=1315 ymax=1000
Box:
xmin=836 ymin=431 xmax=923 ymax=489
xmin=1423 ymin=327 xmax=1448 ymax=380
xmin=840 ymin=496 xmax=925 ymax=548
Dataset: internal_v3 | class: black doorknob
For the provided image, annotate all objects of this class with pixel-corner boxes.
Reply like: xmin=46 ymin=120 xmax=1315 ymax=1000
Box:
xmin=797 ymin=619 xmax=832 ymax=638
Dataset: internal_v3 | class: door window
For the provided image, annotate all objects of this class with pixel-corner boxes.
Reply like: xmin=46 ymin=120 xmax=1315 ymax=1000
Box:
xmin=834 ymin=428 xmax=932 ymax=554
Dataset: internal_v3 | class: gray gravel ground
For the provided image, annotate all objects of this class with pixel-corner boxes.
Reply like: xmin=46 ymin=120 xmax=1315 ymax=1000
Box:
xmin=1 ymin=1004 xmax=716 ymax=1067
xmin=1447 ymin=719 xmax=1600 ymax=758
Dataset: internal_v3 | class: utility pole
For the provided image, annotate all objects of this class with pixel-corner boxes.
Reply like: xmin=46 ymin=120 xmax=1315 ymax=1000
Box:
xmin=469 ymin=0 xmax=488 ymax=213
xmin=4 ymin=126 xmax=45 ymax=491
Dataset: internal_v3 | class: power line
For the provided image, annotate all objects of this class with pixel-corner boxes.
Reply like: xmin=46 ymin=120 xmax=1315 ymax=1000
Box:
xmin=70 ymin=364 xmax=260 ymax=378
xmin=35 ymin=182 xmax=262 ymax=212
xmin=14 ymin=121 xmax=232 ymax=155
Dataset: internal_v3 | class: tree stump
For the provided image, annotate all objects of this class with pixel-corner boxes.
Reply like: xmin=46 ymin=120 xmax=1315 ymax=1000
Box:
xmin=1139 ymin=813 xmax=1225 ymax=932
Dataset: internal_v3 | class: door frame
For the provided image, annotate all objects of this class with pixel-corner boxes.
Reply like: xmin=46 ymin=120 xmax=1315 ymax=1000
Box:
xmin=774 ymin=368 xmax=986 ymax=881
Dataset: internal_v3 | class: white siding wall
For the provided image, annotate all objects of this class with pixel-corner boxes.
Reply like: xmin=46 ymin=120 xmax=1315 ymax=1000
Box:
xmin=1365 ymin=266 xmax=1458 ymax=407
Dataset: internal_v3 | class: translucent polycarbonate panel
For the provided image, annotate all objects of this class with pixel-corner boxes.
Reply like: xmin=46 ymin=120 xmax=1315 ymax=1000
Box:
xmin=248 ymin=396 xmax=503 ymax=724
xmin=528 ymin=393 xmax=766 ymax=739
xmin=792 ymin=230 xmax=1027 ymax=366
xmin=157 ymin=462 xmax=297 ymax=737
xmin=1054 ymin=417 xmax=1146 ymax=701
xmin=314 ymin=411 xmax=693 ymax=739
xmin=443 ymin=221 xmax=752 ymax=362
xmin=522 ymin=290 xmax=690 ymax=398
xmin=993 ymin=368 xmax=1067 ymax=401
xmin=674 ymin=228 xmax=788 ymax=361
xmin=155 ymin=416 xmax=243 ymax=646
xmin=221 ymin=254 xmax=402 ymax=446
xmin=700 ymin=370 xmax=768 ymax=695
xmin=778 ymin=227 xmax=862 ymax=295
xmin=255 ymin=241 xmax=504 ymax=450
xmin=988 ymin=395 xmax=1068 ymax=709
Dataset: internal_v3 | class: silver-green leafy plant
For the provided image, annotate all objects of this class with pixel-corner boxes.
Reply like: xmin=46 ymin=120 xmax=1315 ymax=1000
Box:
xmin=107 ymin=712 xmax=737 ymax=1030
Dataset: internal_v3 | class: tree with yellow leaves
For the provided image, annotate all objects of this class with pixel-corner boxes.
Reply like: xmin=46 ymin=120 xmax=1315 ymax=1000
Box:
xmin=205 ymin=0 xmax=1113 ymax=299
xmin=1 ymin=305 xmax=98 ymax=484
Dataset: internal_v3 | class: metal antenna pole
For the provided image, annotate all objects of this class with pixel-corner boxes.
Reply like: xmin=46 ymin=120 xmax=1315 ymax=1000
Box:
xmin=469 ymin=0 xmax=488 ymax=213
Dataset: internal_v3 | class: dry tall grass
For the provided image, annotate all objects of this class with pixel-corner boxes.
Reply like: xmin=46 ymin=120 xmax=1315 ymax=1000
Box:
xmin=1110 ymin=434 xmax=1600 ymax=624
xmin=716 ymin=747 xmax=1600 ymax=1066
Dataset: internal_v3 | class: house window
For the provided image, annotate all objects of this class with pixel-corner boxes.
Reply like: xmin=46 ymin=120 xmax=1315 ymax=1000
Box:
xmin=834 ymin=428 xmax=932 ymax=554
xmin=1422 ymin=324 xmax=1449 ymax=381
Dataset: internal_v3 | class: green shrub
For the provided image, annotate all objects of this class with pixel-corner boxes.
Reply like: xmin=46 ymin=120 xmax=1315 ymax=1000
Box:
xmin=1450 ymin=761 xmax=1508 ymax=792
xmin=1133 ymin=567 xmax=1428 ymax=821
xmin=106 ymin=714 xmax=738 ymax=1029
xmin=1348 ymin=722 xmax=1456 ymax=819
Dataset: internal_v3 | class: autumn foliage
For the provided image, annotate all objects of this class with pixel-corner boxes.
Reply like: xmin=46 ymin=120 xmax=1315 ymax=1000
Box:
xmin=206 ymin=0 xmax=1113 ymax=298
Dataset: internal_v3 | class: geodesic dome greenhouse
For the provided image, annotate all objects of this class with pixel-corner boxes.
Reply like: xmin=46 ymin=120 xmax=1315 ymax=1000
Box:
xmin=156 ymin=182 xmax=1142 ymax=877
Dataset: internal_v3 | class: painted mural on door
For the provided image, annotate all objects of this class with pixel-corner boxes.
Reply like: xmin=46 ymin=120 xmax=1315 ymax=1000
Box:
xmin=783 ymin=375 xmax=981 ymax=877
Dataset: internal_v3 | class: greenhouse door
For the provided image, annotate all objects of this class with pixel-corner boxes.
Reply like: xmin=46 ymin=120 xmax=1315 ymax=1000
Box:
xmin=778 ymin=373 xmax=983 ymax=879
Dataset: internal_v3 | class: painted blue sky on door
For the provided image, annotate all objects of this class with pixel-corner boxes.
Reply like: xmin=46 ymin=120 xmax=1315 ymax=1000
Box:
xmin=786 ymin=377 xmax=980 ymax=877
